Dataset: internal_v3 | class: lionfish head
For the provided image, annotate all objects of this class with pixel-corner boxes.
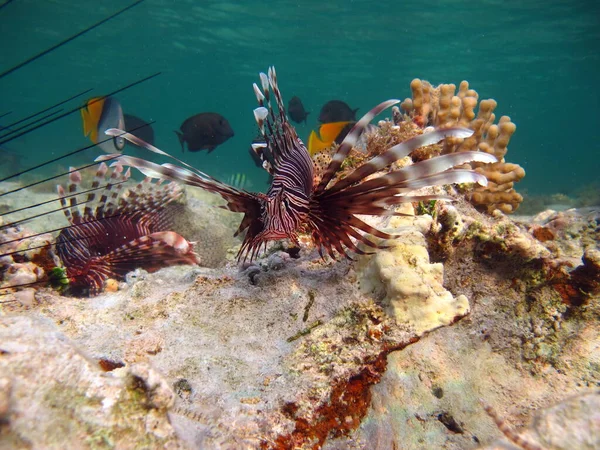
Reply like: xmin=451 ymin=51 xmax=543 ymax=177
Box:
xmin=257 ymin=189 xmax=298 ymax=241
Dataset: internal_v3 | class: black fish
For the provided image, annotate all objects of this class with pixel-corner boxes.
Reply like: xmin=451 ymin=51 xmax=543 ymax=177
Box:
xmin=124 ymin=114 xmax=155 ymax=146
xmin=175 ymin=113 xmax=234 ymax=153
xmin=288 ymin=96 xmax=309 ymax=124
xmin=318 ymin=100 xmax=359 ymax=123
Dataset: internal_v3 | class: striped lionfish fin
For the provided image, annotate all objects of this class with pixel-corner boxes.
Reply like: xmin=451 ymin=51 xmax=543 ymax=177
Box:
xmin=103 ymin=129 xmax=263 ymax=239
xmin=251 ymin=66 xmax=301 ymax=168
xmin=309 ymin=123 xmax=498 ymax=258
xmin=314 ymin=99 xmax=400 ymax=195
xmin=325 ymin=128 xmax=482 ymax=195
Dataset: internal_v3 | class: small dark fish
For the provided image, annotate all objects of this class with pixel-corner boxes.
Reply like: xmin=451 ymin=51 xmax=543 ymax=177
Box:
xmin=288 ymin=96 xmax=309 ymax=124
xmin=175 ymin=113 xmax=234 ymax=153
xmin=124 ymin=114 xmax=155 ymax=146
xmin=318 ymin=100 xmax=359 ymax=123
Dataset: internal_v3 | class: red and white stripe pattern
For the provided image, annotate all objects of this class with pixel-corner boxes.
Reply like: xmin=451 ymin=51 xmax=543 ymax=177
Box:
xmin=107 ymin=67 xmax=497 ymax=261
xmin=56 ymin=163 xmax=199 ymax=295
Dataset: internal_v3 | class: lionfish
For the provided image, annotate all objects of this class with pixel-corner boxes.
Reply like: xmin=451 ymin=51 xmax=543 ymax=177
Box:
xmin=102 ymin=67 xmax=497 ymax=262
xmin=56 ymin=162 xmax=198 ymax=295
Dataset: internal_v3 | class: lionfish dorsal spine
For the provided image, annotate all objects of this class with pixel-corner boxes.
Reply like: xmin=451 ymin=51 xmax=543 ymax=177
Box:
xmin=253 ymin=107 xmax=268 ymax=136
xmin=83 ymin=162 xmax=109 ymax=220
xmin=259 ymin=72 xmax=270 ymax=102
xmin=253 ymin=83 xmax=265 ymax=106
xmin=67 ymin=168 xmax=82 ymax=224
xmin=56 ymin=184 xmax=72 ymax=224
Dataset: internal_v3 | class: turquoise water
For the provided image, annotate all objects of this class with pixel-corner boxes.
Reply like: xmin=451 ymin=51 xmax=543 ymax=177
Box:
xmin=1 ymin=0 xmax=599 ymax=198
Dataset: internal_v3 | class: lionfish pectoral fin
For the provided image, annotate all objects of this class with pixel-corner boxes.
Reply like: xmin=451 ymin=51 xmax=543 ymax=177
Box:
xmin=315 ymin=99 xmax=400 ymax=194
xmin=101 ymin=233 xmax=199 ymax=271
xmin=147 ymin=231 xmax=197 ymax=257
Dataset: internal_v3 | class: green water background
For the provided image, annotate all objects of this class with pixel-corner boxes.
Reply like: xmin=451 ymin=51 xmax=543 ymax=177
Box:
xmin=1 ymin=0 xmax=599 ymax=198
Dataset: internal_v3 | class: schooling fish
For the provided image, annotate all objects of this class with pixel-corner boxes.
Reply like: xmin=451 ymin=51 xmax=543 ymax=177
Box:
xmin=175 ymin=112 xmax=234 ymax=153
xmin=318 ymin=100 xmax=359 ymax=123
xmin=124 ymin=114 xmax=155 ymax=146
xmin=225 ymin=172 xmax=251 ymax=190
xmin=81 ymin=96 xmax=125 ymax=153
xmin=288 ymin=96 xmax=309 ymax=124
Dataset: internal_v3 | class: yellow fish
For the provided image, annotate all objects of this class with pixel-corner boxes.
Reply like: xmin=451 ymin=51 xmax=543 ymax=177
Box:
xmin=307 ymin=121 xmax=353 ymax=156
xmin=81 ymin=96 xmax=125 ymax=153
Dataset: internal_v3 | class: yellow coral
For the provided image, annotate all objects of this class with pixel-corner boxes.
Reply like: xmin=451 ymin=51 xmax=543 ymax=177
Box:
xmin=401 ymin=79 xmax=525 ymax=214
xmin=358 ymin=213 xmax=470 ymax=333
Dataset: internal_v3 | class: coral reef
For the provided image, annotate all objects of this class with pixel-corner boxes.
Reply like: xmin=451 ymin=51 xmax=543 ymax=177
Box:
xmin=401 ymin=78 xmax=525 ymax=214
xmin=480 ymin=391 xmax=600 ymax=450
xmin=308 ymin=78 xmax=524 ymax=216
xmin=322 ymin=200 xmax=598 ymax=449
xmin=0 ymin=213 xmax=56 ymax=303
xmin=0 ymin=170 xmax=597 ymax=449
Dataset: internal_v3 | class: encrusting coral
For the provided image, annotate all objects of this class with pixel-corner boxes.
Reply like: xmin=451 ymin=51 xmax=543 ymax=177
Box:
xmin=401 ymin=79 xmax=525 ymax=214
xmin=357 ymin=204 xmax=470 ymax=334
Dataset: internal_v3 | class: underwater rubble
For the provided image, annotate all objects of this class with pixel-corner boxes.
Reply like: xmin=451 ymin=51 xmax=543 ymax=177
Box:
xmin=1 ymin=182 xmax=598 ymax=449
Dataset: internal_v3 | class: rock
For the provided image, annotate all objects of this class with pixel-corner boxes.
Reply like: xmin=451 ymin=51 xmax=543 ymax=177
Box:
xmin=0 ymin=316 xmax=183 ymax=449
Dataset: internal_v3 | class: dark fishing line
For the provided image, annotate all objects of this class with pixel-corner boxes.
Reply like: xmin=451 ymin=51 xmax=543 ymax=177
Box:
xmin=0 ymin=118 xmax=155 ymax=184
xmin=0 ymin=276 xmax=71 ymax=294
xmin=1 ymin=88 xmax=93 ymax=133
xmin=0 ymin=252 xmax=186 ymax=295
xmin=0 ymin=0 xmax=146 ymax=80
xmin=0 ymin=155 xmax=120 ymax=197
xmin=0 ymin=111 xmax=12 ymax=120
xmin=1 ymin=180 xmax=126 ymax=217
xmin=0 ymin=233 xmax=99 ymax=259
xmin=0 ymin=212 xmax=125 ymax=247
xmin=0 ymin=0 xmax=15 ymax=12
xmin=0 ymin=108 xmax=65 ymax=139
xmin=0 ymin=198 xmax=96 ymax=230
xmin=0 ymin=72 xmax=160 ymax=147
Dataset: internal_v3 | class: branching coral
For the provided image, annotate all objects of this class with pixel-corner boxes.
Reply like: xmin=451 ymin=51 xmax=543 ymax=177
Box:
xmin=308 ymin=78 xmax=524 ymax=215
xmin=401 ymin=79 xmax=525 ymax=214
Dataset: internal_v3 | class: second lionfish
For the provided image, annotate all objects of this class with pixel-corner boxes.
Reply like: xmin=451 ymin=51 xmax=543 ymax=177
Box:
xmin=56 ymin=162 xmax=199 ymax=295
xmin=103 ymin=67 xmax=497 ymax=261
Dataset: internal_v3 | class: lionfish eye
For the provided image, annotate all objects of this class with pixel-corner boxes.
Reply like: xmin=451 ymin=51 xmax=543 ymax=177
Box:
xmin=114 ymin=136 xmax=125 ymax=151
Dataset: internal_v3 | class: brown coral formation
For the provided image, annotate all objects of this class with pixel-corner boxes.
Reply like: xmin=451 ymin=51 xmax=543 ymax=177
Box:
xmin=401 ymin=79 xmax=525 ymax=214
xmin=309 ymin=79 xmax=524 ymax=215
